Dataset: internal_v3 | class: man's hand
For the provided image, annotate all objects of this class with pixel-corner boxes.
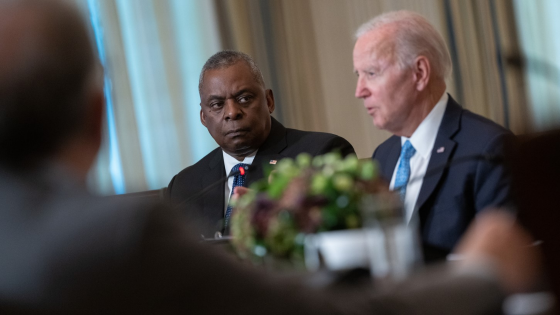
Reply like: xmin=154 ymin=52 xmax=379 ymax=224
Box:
xmin=231 ymin=186 xmax=250 ymax=202
xmin=456 ymin=210 xmax=542 ymax=293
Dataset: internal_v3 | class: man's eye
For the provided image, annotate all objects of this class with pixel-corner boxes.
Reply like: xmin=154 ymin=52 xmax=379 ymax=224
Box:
xmin=210 ymin=102 xmax=223 ymax=109
xmin=367 ymin=72 xmax=375 ymax=77
xmin=238 ymin=95 xmax=252 ymax=103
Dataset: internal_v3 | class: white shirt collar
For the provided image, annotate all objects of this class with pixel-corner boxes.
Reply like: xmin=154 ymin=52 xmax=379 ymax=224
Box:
xmin=401 ymin=92 xmax=448 ymax=159
xmin=223 ymin=150 xmax=258 ymax=176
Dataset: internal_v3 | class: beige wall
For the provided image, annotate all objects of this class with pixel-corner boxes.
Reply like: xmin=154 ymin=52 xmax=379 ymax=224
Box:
xmin=305 ymin=0 xmax=447 ymax=158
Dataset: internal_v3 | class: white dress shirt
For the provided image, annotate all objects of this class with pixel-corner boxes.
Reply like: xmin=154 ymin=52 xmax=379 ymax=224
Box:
xmin=390 ymin=92 xmax=448 ymax=224
xmin=222 ymin=150 xmax=257 ymax=215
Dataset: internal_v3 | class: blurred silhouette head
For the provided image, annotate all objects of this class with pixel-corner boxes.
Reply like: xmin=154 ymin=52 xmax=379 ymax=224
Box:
xmin=514 ymin=130 xmax=560 ymax=301
xmin=198 ymin=51 xmax=274 ymax=161
xmin=0 ymin=0 xmax=102 ymax=173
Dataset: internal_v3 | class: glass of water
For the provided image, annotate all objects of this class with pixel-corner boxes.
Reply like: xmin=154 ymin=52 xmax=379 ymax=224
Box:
xmin=361 ymin=193 xmax=423 ymax=282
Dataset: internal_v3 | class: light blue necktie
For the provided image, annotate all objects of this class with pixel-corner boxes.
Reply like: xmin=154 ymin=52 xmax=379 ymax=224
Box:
xmin=224 ymin=163 xmax=249 ymax=228
xmin=394 ymin=140 xmax=416 ymax=201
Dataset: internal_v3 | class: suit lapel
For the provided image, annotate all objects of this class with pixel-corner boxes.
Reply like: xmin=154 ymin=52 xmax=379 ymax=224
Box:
xmin=247 ymin=117 xmax=287 ymax=186
xmin=380 ymin=137 xmax=401 ymax=181
xmin=202 ymin=150 xmax=226 ymax=231
xmin=415 ymin=96 xmax=462 ymax=212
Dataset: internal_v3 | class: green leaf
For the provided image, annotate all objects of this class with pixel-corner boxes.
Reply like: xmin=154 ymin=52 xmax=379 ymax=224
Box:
xmin=333 ymin=173 xmax=353 ymax=192
xmin=267 ymin=176 xmax=291 ymax=199
xmin=359 ymin=159 xmax=376 ymax=180
xmin=310 ymin=173 xmax=328 ymax=195
xmin=296 ymin=153 xmax=312 ymax=168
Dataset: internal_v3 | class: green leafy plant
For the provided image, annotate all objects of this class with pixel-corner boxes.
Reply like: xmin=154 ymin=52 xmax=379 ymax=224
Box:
xmin=230 ymin=152 xmax=390 ymax=266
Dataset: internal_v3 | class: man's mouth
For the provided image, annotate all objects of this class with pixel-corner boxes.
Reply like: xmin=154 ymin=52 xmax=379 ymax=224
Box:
xmin=225 ymin=128 xmax=250 ymax=137
xmin=365 ymin=106 xmax=377 ymax=116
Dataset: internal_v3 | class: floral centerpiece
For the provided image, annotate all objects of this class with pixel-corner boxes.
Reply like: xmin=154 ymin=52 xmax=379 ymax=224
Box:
xmin=230 ymin=152 xmax=393 ymax=267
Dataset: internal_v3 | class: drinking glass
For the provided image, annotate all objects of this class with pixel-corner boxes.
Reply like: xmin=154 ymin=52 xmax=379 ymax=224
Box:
xmin=361 ymin=194 xmax=423 ymax=282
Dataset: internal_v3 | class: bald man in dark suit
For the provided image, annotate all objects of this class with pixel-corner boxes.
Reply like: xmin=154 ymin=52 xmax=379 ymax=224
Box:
xmin=168 ymin=51 xmax=355 ymax=237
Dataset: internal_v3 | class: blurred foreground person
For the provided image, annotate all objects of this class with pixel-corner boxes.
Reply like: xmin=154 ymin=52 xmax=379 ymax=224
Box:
xmin=514 ymin=130 xmax=560 ymax=308
xmin=0 ymin=0 xmax=540 ymax=314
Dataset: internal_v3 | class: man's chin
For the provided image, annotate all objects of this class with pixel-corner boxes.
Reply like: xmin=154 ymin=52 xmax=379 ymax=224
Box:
xmin=372 ymin=119 xmax=386 ymax=131
xmin=224 ymin=144 xmax=257 ymax=158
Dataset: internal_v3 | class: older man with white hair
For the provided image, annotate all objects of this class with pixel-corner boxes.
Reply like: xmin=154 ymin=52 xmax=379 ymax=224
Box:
xmin=353 ymin=11 xmax=514 ymax=262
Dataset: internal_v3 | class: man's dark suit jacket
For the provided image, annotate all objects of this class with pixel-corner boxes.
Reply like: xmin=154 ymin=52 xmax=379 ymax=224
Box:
xmin=168 ymin=117 xmax=356 ymax=237
xmin=372 ymin=95 xmax=514 ymax=261
xmin=0 ymin=163 xmax=505 ymax=315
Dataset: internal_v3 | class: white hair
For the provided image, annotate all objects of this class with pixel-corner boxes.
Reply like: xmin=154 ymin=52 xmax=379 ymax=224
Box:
xmin=355 ymin=10 xmax=452 ymax=80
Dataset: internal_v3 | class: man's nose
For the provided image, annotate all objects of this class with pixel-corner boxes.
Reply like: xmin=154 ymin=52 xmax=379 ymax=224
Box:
xmin=224 ymin=99 xmax=243 ymax=120
xmin=355 ymin=76 xmax=370 ymax=99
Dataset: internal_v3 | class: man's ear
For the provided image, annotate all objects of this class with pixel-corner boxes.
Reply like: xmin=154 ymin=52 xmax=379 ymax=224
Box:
xmin=413 ymin=56 xmax=431 ymax=91
xmin=200 ymin=106 xmax=207 ymax=127
xmin=265 ymin=89 xmax=275 ymax=114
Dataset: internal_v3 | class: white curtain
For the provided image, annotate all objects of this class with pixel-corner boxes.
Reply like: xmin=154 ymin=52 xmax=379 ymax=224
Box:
xmin=513 ymin=0 xmax=560 ymax=131
xmin=80 ymin=0 xmax=222 ymax=194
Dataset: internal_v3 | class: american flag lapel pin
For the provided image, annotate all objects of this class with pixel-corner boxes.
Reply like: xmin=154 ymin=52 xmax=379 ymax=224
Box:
xmin=269 ymin=160 xmax=277 ymax=165
xmin=437 ymin=147 xmax=445 ymax=153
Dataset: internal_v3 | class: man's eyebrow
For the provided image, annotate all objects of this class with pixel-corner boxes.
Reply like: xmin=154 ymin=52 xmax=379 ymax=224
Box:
xmin=204 ymin=94 xmax=225 ymax=102
xmin=233 ymin=89 xmax=252 ymax=98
